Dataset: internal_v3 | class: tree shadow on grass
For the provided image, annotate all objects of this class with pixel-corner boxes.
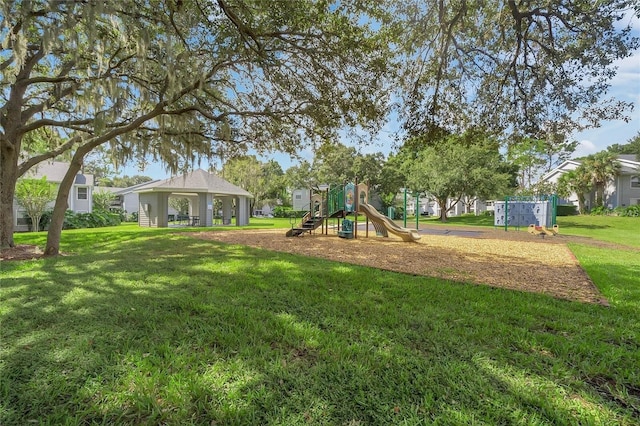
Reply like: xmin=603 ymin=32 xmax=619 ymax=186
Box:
xmin=1 ymin=234 xmax=639 ymax=424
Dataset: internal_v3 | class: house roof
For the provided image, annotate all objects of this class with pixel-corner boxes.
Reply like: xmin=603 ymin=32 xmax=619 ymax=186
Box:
xmin=134 ymin=169 xmax=253 ymax=198
xmin=112 ymin=180 xmax=161 ymax=195
xmin=94 ymin=186 xmax=125 ymax=194
xmin=618 ymin=156 xmax=640 ymax=174
xmin=539 ymin=160 xmax=581 ymax=182
xmin=25 ymin=161 xmax=94 ymax=186
xmin=540 ymin=155 xmax=640 ymax=183
xmin=618 ymin=154 xmax=639 ymax=162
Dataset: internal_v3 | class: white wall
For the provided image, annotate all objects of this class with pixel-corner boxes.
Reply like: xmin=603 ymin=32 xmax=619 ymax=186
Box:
xmin=292 ymin=189 xmax=311 ymax=211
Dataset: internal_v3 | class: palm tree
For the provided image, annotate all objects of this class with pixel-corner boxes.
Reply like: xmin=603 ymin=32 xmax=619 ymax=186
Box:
xmin=557 ymin=166 xmax=592 ymax=214
xmin=583 ymin=152 xmax=621 ymax=208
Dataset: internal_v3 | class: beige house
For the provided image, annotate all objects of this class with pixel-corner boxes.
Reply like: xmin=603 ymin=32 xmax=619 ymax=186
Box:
xmin=134 ymin=169 xmax=253 ymax=227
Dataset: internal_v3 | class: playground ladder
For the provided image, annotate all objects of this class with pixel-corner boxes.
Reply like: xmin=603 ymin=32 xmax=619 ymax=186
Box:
xmin=285 ymin=215 xmax=324 ymax=237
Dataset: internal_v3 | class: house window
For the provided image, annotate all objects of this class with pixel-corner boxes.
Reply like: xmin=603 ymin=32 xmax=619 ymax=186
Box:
xmin=295 ymin=194 xmax=302 ymax=200
xmin=16 ymin=211 xmax=30 ymax=226
xmin=631 ymin=176 xmax=640 ymax=189
xmin=77 ymin=187 xmax=88 ymax=200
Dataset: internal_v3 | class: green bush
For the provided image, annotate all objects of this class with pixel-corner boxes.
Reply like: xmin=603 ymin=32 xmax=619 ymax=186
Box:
xmin=618 ymin=205 xmax=640 ymax=217
xmin=60 ymin=209 xmax=122 ymax=229
xmin=273 ymin=206 xmax=306 ymax=218
xmin=112 ymin=208 xmax=127 ymax=222
xmin=37 ymin=210 xmax=53 ymax=231
xmin=589 ymin=206 xmax=612 ymax=216
xmin=556 ymin=204 xmax=578 ymax=216
xmin=394 ymin=206 xmax=405 ymax=220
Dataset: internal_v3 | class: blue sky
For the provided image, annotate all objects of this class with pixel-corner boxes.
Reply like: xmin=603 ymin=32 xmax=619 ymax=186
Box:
xmin=571 ymin=11 xmax=640 ymax=157
xmin=121 ymin=14 xmax=640 ymax=180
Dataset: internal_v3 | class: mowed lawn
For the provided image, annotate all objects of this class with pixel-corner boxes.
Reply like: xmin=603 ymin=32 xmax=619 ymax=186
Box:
xmin=1 ymin=218 xmax=639 ymax=425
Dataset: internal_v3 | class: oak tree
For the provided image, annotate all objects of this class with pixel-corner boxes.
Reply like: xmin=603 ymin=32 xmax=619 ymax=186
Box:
xmin=1 ymin=0 xmax=393 ymax=253
xmin=397 ymin=1 xmax=639 ymax=145
xmin=407 ymin=130 xmax=513 ymax=221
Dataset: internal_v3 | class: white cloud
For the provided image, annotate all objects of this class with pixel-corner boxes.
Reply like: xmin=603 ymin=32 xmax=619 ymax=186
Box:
xmin=609 ymin=54 xmax=640 ymax=92
xmin=573 ymin=139 xmax=599 ymax=158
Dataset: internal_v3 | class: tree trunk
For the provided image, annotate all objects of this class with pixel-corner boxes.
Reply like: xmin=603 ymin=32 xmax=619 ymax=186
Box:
xmin=43 ymin=158 xmax=83 ymax=256
xmin=595 ymin=185 xmax=604 ymax=208
xmin=438 ymin=197 xmax=448 ymax=222
xmin=0 ymin=143 xmax=19 ymax=248
xmin=33 ymin=214 xmax=42 ymax=233
xmin=577 ymin=195 xmax=586 ymax=215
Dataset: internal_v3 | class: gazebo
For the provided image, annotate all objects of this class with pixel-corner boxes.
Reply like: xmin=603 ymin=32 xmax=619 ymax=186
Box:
xmin=134 ymin=169 xmax=253 ymax=228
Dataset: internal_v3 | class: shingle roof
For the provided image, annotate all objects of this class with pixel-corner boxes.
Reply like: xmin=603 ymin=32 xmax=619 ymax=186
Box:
xmin=25 ymin=161 xmax=94 ymax=185
xmin=134 ymin=169 xmax=253 ymax=197
xmin=618 ymin=154 xmax=639 ymax=162
xmin=94 ymin=186 xmax=125 ymax=194
xmin=112 ymin=180 xmax=161 ymax=195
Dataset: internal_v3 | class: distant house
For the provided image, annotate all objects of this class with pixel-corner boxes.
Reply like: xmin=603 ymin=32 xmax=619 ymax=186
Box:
xmin=13 ymin=161 xmax=94 ymax=232
xmin=92 ymin=186 xmax=126 ymax=210
xmin=405 ymin=194 xmax=488 ymax=217
xmin=253 ymin=204 xmax=274 ymax=217
xmin=94 ymin=183 xmax=181 ymax=219
xmin=292 ymin=188 xmax=311 ymax=211
xmin=540 ymin=154 xmax=640 ymax=209
xmin=133 ymin=169 xmax=253 ymax=227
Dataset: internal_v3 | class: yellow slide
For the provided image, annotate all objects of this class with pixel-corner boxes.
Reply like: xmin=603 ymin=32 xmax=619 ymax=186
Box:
xmin=358 ymin=203 xmax=421 ymax=242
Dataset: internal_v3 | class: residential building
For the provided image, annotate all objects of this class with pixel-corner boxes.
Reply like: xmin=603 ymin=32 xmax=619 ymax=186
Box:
xmin=540 ymin=154 xmax=640 ymax=209
xmin=13 ymin=161 xmax=94 ymax=232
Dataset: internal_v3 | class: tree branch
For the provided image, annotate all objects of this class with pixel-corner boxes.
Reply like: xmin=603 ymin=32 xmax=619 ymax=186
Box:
xmin=17 ymin=136 xmax=82 ymax=178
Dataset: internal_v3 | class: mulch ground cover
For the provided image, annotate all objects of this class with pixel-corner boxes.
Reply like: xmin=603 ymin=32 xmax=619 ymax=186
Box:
xmin=190 ymin=225 xmax=619 ymax=305
xmin=5 ymin=224 xmax=634 ymax=305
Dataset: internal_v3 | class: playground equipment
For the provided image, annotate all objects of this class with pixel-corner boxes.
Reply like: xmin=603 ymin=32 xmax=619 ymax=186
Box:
xmin=494 ymin=195 xmax=558 ymax=231
xmin=285 ymin=192 xmax=324 ymax=237
xmin=527 ymin=224 xmax=559 ymax=236
xmin=286 ymin=181 xmax=419 ymax=242
xmin=338 ymin=219 xmax=354 ymax=239
xmin=286 ymin=183 xmax=355 ymax=237
xmin=359 ymin=203 xmax=421 ymax=242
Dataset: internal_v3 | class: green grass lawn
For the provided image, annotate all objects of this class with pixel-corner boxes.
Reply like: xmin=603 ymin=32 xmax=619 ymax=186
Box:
xmin=420 ymin=213 xmax=640 ymax=248
xmin=1 ymin=221 xmax=639 ymax=425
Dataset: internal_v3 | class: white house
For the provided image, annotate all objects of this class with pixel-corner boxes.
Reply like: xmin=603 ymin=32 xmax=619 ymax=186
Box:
xmin=253 ymin=204 xmax=274 ymax=217
xmin=405 ymin=194 xmax=488 ymax=217
xmin=13 ymin=161 xmax=94 ymax=232
xmin=292 ymin=188 xmax=311 ymax=211
xmin=540 ymin=154 xmax=640 ymax=209
xmin=96 ymin=183 xmax=179 ymax=219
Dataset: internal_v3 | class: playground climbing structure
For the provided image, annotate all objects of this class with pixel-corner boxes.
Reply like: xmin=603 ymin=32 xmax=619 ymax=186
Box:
xmin=287 ymin=182 xmax=420 ymax=242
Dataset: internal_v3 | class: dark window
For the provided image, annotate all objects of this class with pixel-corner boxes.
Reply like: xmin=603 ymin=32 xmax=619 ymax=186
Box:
xmin=17 ymin=212 xmax=30 ymax=226
xmin=631 ymin=176 xmax=640 ymax=189
xmin=77 ymin=187 xmax=88 ymax=200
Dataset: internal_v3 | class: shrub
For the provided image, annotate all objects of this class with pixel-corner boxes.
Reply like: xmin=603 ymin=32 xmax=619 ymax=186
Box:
xmin=394 ymin=206 xmax=405 ymax=220
xmin=589 ymin=206 xmax=612 ymax=216
xmin=556 ymin=204 xmax=578 ymax=216
xmin=60 ymin=209 xmax=122 ymax=229
xmin=273 ymin=206 xmax=306 ymax=218
xmin=112 ymin=208 xmax=127 ymax=222
xmin=619 ymin=205 xmax=640 ymax=217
